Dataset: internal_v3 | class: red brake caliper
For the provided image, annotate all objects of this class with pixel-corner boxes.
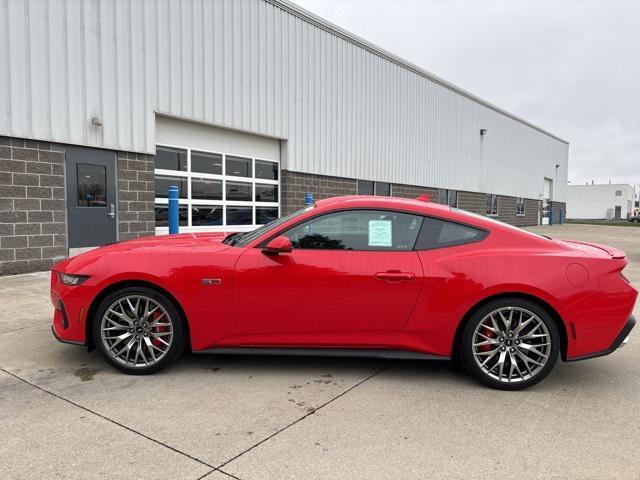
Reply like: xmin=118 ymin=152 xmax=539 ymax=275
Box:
xmin=479 ymin=326 xmax=495 ymax=352
xmin=150 ymin=310 xmax=167 ymax=348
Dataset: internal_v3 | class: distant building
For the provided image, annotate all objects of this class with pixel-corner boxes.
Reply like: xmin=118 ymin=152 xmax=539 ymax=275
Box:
xmin=567 ymin=184 xmax=637 ymax=219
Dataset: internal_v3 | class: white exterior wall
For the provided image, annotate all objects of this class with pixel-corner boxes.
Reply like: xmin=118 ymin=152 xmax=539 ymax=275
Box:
xmin=567 ymin=184 xmax=636 ymax=219
xmin=0 ymin=0 xmax=568 ymax=201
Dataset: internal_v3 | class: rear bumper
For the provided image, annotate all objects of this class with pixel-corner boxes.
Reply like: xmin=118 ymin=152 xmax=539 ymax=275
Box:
xmin=567 ymin=315 xmax=636 ymax=362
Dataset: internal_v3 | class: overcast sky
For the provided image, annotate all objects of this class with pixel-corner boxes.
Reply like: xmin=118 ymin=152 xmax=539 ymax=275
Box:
xmin=295 ymin=0 xmax=640 ymax=189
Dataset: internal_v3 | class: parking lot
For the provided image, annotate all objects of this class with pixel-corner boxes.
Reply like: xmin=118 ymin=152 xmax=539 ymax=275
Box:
xmin=1 ymin=224 xmax=638 ymax=480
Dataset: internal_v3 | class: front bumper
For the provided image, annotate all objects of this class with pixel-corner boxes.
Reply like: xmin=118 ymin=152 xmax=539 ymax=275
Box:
xmin=567 ymin=315 xmax=636 ymax=362
xmin=50 ymin=270 xmax=90 ymax=345
xmin=51 ymin=325 xmax=85 ymax=346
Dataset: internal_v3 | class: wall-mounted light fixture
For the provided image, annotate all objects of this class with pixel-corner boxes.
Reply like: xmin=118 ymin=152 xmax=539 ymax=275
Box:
xmin=480 ymin=128 xmax=487 ymax=136
xmin=91 ymin=117 xmax=103 ymax=127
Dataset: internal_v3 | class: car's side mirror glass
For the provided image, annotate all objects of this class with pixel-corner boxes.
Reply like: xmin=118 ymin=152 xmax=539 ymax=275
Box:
xmin=262 ymin=235 xmax=293 ymax=255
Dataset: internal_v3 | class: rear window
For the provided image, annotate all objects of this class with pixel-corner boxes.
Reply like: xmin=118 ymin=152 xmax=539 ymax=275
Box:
xmin=414 ymin=217 xmax=486 ymax=250
xmin=451 ymin=207 xmax=552 ymax=241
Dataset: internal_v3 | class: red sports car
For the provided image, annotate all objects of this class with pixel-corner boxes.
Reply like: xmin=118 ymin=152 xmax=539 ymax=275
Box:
xmin=51 ymin=196 xmax=637 ymax=390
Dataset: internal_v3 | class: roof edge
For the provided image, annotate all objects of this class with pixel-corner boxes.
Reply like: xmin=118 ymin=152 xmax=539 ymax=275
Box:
xmin=568 ymin=183 xmax=635 ymax=188
xmin=268 ymin=0 xmax=569 ymax=145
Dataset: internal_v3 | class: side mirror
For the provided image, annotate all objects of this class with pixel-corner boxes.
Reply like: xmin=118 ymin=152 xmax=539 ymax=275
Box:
xmin=262 ymin=236 xmax=293 ymax=255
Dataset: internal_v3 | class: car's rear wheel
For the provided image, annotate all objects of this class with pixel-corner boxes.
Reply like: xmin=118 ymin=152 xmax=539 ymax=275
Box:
xmin=461 ymin=298 xmax=559 ymax=390
xmin=93 ymin=287 xmax=185 ymax=374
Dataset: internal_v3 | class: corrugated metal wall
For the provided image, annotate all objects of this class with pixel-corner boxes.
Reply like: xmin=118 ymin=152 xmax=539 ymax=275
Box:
xmin=0 ymin=0 xmax=568 ymax=201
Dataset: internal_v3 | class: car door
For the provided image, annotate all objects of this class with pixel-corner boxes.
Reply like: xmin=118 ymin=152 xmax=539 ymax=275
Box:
xmin=232 ymin=209 xmax=425 ymax=346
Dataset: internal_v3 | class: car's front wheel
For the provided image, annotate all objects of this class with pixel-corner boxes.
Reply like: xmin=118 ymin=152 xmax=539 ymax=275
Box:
xmin=93 ymin=286 xmax=185 ymax=374
xmin=461 ymin=298 xmax=560 ymax=390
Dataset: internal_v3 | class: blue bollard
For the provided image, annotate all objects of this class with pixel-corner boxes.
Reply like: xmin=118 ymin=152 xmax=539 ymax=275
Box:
xmin=549 ymin=207 xmax=553 ymax=226
xmin=305 ymin=192 xmax=314 ymax=206
xmin=559 ymin=209 xmax=563 ymax=225
xmin=168 ymin=185 xmax=179 ymax=234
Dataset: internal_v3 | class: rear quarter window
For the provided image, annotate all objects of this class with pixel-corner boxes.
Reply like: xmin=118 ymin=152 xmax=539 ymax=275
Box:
xmin=414 ymin=217 xmax=487 ymax=250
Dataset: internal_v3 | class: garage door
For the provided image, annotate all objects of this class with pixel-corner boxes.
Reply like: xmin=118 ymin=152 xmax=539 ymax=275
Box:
xmin=154 ymin=116 xmax=281 ymax=234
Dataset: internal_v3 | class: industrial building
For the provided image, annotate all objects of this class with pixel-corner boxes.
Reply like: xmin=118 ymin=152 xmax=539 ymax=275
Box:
xmin=567 ymin=184 xmax=637 ymax=220
xmin=0 ymin=0 xmax=569 ymax=275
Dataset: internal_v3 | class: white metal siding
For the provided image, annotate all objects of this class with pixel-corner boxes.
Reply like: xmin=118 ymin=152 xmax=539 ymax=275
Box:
xmin=155 ymin=116 xmax=280 ymax=162
xmin=0 ymin=0 xmax=569 ymax=201
xmin=567 ymin=184 xmax=636 ymax=219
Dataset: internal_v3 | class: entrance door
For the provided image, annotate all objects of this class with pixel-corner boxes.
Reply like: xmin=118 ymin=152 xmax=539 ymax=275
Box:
xmin=65 ymin=146 xmax=117 ymax=249
xmin=615 ymin=206 xmax=622 ymax=219
xmin=541 ymin=178 xmax=553 ymax=225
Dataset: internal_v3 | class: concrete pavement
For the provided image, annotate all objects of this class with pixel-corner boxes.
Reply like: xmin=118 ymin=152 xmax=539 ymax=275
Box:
xmin=1 ymin=224 xmax=639 ymax=479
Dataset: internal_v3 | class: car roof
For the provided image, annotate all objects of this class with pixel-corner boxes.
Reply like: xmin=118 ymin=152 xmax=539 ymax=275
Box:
xmin=241 ymin=194 xmax=551 ymax=248
xmin=316 ymin=195 xmax=451 ymax=214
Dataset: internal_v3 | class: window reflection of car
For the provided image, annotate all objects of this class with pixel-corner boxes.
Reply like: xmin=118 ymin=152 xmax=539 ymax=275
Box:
xmin=154 ymin=207 xmax=167 ymax=223
xmin=228 ymin=209 xmax=253 ymax=225
xmin=154 ymin=207 xmax=188 ymax=225
xmin=192 ymin=207 xmax=222 ymax=226
xmin=294 ymin=233 xmax=346 ymax=250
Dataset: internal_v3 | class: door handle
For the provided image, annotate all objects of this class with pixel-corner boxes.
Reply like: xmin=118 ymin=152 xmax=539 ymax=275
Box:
xmin=375 ymin=271 xmax=415 ymax=282
xmin=108 ymin=203 xmax=115 ymax=219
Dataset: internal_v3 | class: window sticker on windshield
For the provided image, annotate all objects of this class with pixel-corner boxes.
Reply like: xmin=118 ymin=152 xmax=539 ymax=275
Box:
xmin=368 ymin=219 xmax=392 ymax=247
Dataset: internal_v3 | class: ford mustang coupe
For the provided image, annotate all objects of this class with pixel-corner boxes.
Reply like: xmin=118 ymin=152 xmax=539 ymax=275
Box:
xmin=51 ymin=195 xmax=637 ymax=390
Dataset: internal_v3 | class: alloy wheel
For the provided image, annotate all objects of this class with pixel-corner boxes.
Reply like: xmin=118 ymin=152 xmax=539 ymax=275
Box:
xmin=100 ymin=295 xmax=174 ymax=368
xmin=471 ymin=306 xmax=552 ymax=384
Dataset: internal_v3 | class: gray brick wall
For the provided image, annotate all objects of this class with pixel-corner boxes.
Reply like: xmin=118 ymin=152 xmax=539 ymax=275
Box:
xmin=496 ymin=196 xmax=540 ymax=227
xmin=280 ymin=170 xmax=357 ymax=214
xmin=391 ymin=184 xmax=540 ymax=226
xmin=0 ymin=137 xmax=67 ymax=275
xmin=391 ymin=183 xmax=441 ymax=202
xmin=549 ymin=201 xmax=567 ymax=225
xmin=458 ymin=191 xmax=486 ymax=214
xmin=0 ymin=136 xmax=155 ymax=275
xmin=279 ymin=171 xmax=544 ymax=227
xmin=457 ymin=191 xmax=540 ymax=226
xmin=117 ymin=152 xmax=155 ymax=241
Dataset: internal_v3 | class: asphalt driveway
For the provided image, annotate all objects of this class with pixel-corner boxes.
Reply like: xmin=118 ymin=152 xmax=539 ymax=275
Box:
xmin=1 ymin=224 xmax=639 ymax=480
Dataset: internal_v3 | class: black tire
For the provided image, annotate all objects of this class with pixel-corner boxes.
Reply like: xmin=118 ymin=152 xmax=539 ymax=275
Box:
xmin=93 ymin=286 xmax=185 ymax=374
xmin=460 ymin=298 xmax=560 ymax=390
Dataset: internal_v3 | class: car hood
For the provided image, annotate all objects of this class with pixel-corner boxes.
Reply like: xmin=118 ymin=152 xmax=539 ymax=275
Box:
xmin=111 ymin=232 xmax=232 ymax=249
xmin=54 ymin=232 xmax=235 ymax=272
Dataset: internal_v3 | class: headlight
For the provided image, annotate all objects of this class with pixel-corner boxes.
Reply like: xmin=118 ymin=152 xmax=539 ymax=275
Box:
xmin=57 ymin=272 xmax=89 ymax=286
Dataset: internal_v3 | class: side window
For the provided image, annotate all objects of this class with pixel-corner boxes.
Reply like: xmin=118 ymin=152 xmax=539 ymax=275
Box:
xmin=357 ymin=180 xmax=374 ymax=195
xmin=414 ymin=217 xmax=486 ymax=250
xmin=486 ymin=194 xmax=498 ymax=215
xmin=283 ymin=210 xmax=423 ymax=251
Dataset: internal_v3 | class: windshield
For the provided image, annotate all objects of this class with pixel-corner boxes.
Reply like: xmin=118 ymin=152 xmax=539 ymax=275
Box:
xmin=225 ymin=205 xmax=315 ymax=247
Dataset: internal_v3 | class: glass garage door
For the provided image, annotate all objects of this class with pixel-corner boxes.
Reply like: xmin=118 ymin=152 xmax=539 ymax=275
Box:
xmin=154 ymin=145 xmax=279 ymax=234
